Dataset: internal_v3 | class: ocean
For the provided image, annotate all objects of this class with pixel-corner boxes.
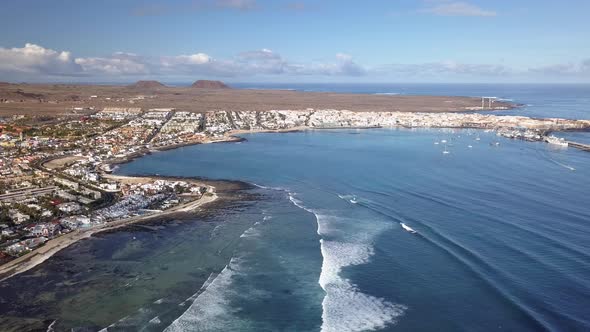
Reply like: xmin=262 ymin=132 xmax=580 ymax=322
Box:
xmin=230 ymin=82 xmax=590 ymax=120
xmin=0 ymin=84 xmax=589 ymax=332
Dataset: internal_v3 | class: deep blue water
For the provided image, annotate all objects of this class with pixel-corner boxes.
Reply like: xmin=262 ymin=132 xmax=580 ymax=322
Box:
xmin=118 ymin=128 xmax=590 ymax=332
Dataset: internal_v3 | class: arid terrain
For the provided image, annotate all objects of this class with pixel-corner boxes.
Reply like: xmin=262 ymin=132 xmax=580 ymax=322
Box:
xmin=0 ymin=81 xmax=513 ymax=119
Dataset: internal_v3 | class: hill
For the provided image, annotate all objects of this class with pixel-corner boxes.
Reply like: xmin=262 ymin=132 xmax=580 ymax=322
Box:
xmin=128 ymin=80 xmax=166 ymax=89
xmin=191 ymin=80 xmax=230 ymax=89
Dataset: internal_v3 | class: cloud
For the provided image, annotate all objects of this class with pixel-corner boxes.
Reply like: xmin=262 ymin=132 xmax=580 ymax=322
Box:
xmin=420 ymin=1 xmax=496 ymax=17
xmin=159 ymin=49 xmax=365 ymax=77
xmin=75 ymin=53 xmax=150 ymax=75
xmin=2 ymin=43 xmax=589 ymax=82
xmin=215 ymin=0 xmax=257 ymax=10
xmin=132 ymin=0 xmax=257 ymax=16
xmin=0 ymin=43 xmax=82 ymax=76
xmin=528 ymin=59 xmax=590 ymax=77
xmin=376 ymin=61 xmax=512 ymax=77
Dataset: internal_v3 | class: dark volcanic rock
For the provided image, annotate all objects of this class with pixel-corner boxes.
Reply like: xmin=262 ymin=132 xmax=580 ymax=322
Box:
xmin=191 ymin=80 xmax=230 ymax=89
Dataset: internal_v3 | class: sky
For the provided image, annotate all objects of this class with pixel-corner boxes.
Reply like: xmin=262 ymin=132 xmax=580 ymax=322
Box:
xmin=0 ymin=0 xmax=589 ymax=83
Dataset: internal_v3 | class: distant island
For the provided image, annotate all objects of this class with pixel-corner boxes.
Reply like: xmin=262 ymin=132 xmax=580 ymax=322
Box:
xmin=192 ymin=80 xmax=230 ymax=89
xmin=127 ymin=80 xmax=166 ymax=89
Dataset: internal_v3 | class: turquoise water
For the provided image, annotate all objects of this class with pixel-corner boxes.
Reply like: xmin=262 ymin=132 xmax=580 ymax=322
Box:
xmin=114 ymin=128 xmax=590 ymax=331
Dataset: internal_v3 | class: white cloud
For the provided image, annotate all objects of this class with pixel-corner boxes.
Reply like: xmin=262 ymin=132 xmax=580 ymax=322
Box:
xmin=420 ymin=1 xmax=496 ymax=17
xmin=75 ymin=53 xmax=150 ymax=75
xmin=159 ymin=49 xmax=366 ymax=77
xmin=0 ymin=43 xmax=82 ymax=75
xmin=165 ymin=53 xmax=212 ymax=66
xmin=1 ymin=43 xmax=589 ymax=82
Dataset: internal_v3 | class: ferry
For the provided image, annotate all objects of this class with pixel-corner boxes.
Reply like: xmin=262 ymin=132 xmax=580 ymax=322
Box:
xmin=546 ymin=135 xmax=568 ymax=147
xmin=400 ymin=223 xmax=417 ymax=234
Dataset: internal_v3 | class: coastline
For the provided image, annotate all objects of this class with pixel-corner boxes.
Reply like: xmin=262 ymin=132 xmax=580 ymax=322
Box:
xmin=0 ymin=179 xmax=218 ymax=282
xmin=3 ymin=116 xmax=589 ymax=282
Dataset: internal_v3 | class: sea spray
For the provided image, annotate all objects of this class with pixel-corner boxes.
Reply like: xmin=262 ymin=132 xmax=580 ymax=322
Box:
xmin=288 ymin=193 xmax=407 ymax=331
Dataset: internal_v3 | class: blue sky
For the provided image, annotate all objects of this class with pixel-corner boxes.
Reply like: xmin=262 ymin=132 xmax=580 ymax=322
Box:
xmin=0 ymin=0 xmax=589 ymax=83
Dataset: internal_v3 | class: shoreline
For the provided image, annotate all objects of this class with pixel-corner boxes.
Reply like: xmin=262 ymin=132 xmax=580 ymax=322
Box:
xmin=0 ymin=178 xmax=219 ymax=282
xmin=3 ymin=121 xmax=590 ymax=282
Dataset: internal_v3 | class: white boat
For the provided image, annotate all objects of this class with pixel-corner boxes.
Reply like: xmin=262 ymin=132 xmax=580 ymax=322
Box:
xmin=400 ymin=223 xmax=417 ymax=234
xmin=546 ymin=135 xmax=568 ymax=147
xmin=443 ymin=144 xmax=450 ymax=154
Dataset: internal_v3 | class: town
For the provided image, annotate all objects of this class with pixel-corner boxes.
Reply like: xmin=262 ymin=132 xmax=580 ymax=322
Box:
xmin=1 ymin=104 xmax=590 ymax=267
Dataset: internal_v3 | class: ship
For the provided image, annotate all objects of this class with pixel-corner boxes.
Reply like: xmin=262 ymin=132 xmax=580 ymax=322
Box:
xmin=546 ymin=135 xmax=568 ymax=147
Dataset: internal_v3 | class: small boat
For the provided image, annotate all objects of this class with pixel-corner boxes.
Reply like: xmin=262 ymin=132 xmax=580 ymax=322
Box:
xmin=400 ymin=223 xmax=417 ymax=234
xmin=350 ymin=197 xmax=358 ymax=204
xmin=441 ymin=139 xmax=447 ymax=143
xmin=468 ymin=145 xmax=473 ymax=148
xmin=434 ymin=141 xmax=439 ymax=145
xmin=546 ymin=135 xmax=568 ymax=147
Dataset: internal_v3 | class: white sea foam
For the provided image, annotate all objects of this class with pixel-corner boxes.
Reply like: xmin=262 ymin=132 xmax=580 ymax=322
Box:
xmin=240 ymin=226 xmax=260 ymax=238
xmin=46 ymin=320 xmax=56 ymax=332
xmin=374 ymin=92 xmax=400 ymax=95
xmin=288 ymin=192 xmax=407 ymax=332
xmin=149 ymin=316 xmax=162 ymax=325
xmin=165 ymin=258 xmax=241 ymax=331
xmin=250 ymin=182 xmax=287 ymax=192
xmin=317 ymin=220 xmax=407 ymax=332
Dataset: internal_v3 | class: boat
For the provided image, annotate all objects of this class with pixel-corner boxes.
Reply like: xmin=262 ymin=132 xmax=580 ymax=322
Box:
xmin=546 ymin=135 xmax=568 ymax=147
xmin=400 ymin=223 xmax=417 ymax=234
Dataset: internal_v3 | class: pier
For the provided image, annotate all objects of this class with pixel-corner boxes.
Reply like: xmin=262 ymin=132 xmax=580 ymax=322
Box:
xmin=567 ymin=141 xmax=590 ymax=151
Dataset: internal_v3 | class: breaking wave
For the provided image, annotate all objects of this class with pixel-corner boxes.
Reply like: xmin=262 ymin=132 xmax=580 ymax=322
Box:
xmin=164 ymin=260 xmax=239 ymax=331
xmin=288 ymin=192 xmax=407 ymax=332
